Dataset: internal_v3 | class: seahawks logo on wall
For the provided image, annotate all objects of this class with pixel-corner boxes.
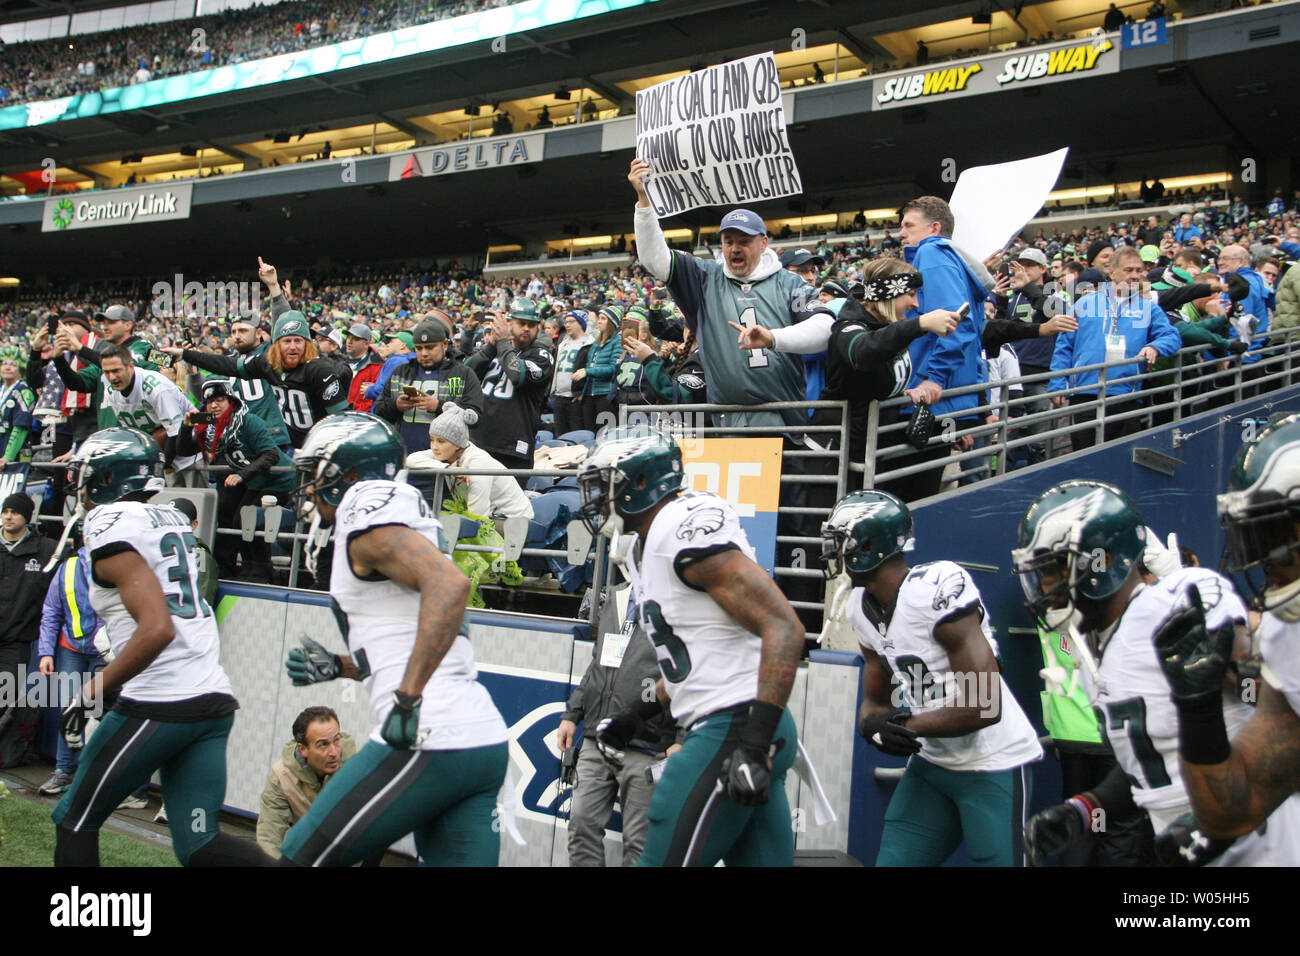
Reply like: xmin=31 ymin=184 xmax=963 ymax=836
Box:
xmin=343 ymin=483 xmax=398 ymax=525
xmin=932 ymin=569 xmax=967 ymax=611
xmin=677 ymin=505 xmax=726 ymax=541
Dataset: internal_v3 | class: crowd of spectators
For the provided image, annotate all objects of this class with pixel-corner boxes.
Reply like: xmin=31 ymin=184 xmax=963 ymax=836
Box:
xmin=0 ymin=0 xmax=517 ymax=107
xmin=0 ymin=186 xmax=1294 ymax=592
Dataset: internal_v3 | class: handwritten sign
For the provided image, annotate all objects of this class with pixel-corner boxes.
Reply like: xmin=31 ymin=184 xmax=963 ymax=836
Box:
xmin=635 ymin=52 xmax=803 ymax=218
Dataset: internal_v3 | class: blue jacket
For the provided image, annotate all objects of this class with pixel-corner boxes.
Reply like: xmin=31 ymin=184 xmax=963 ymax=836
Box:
xmin=1173 ymin=224 xmax=1202 ymax=244
xmin=364 ymin=353 xmax=415 ymax=401
xmin=37 ymin=547 xmax=102 ymax=659
xmin=1224 ymin=267 xmax=1273 ymax=366
xmin=1049 ymin=285 xmax=1182 ymax=396
xmin=904 ymin=236 xmax=988 ymax=419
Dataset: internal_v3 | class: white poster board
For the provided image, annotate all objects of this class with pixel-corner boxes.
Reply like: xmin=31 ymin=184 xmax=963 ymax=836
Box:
xmin=950 ymin=147 xmax=1069 ymax=258
xmin=635 ymin=52 xmax=803 ymax=217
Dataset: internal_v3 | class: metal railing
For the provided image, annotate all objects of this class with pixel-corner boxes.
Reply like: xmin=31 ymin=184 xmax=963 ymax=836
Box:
xmin=21 ymin=326 xmax=1300 ymax=640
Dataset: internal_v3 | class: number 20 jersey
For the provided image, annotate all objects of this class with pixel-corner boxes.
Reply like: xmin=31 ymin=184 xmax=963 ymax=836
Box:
xmin=85 ymin=501 xmax=232 ymax=704
xmin=622 ymin=492 xmax=761 ymax=728
xmin=330 ymin=481 xmax=507 ymax=750
xmin=1097 ymin=566 xmax=1300 ymax=864
xmin=847 ymin=561 xmax=1042 ymax=772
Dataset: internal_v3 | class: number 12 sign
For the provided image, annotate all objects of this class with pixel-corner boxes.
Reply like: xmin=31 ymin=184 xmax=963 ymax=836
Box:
xmin=1122 ymin=17 xmax=1166 ymax=49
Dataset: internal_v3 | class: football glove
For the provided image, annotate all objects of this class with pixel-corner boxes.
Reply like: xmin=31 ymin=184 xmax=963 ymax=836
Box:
xmin=1227 ymin=339 xmax=1250 ymax=356
xmin=286 ymin=635 xmax=342 ymax=686
xmin=1024 ymin=797 xmax=1091 ymax=866
xmin=1153 ymin=584 xmax=1235 ymax=705
xmin=721 ymin=744 xmax=773 ymax=806
xmin=595 ymin=712 xmax=641 ymax=771
xmin=859 ymin=709 xmax=922 ymax=757
xmin=59 ymin=695 xmax=96 ymax=751
xmin=1155 ymin=811 xmax=1235 ymax=867
xmin=379 ymin=691 xmax=423 ymax=749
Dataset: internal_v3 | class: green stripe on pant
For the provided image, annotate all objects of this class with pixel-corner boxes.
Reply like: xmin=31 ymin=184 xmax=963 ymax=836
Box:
xmin=281 ymin=740 xmax=507 ymax=867
xmin=52 ymin=711 xmax=234 ymax=865
xmin=637 ymin=706 xmax=798 ymax=867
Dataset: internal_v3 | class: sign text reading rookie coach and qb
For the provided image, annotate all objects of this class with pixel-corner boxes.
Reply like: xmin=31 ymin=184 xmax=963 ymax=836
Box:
xmin=874 ymin=37 xmax=1116 ymax=109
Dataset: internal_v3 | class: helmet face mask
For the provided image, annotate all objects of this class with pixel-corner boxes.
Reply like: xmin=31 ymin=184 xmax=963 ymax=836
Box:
xmin=293 ymin=413 xmax=405 ymax=525
xmin=1219 ymin=418 xmax=1300 ymax=618
xmin=576 ymin=426 xmax=683 ymax=538
xmin=820 ymin=490 xmax=914 ymax=582
xmin=1013 ymin=481 xmax=1145 ymax=632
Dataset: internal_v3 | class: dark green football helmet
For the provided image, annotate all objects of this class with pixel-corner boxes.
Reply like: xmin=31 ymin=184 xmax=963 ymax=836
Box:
xmin=70 ymin=427 xmax=166 ymax=505
xmin=508 ymin=297 xmax=541 ymax=323
xmin=1012 ymin=480 xmax=1145 ymax=629
xmin=294 ymin=412 xmax=405 ymax=520
xmin=820 ymin=490 xmax=914 ymax=580
xmin=1218 ymin=413 xmax=1300 ymax=620
xmin=577 ymin=424 xmax=683 ymax=536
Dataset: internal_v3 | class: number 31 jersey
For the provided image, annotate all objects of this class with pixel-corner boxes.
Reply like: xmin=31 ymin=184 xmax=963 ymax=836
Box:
xmin=85 ymin=501 xmax=232 ymax=704
xmin=622 ymin=492 xmax=761 ymax=728
xmin=330 ymin=481 xmax=507 ymax=751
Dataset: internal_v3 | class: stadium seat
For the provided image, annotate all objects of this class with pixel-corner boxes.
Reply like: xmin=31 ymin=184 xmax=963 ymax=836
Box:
xmin=556 ymin=429 xmax=595 ymax=447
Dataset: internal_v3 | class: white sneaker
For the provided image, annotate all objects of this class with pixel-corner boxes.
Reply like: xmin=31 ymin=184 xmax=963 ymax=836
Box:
xmin=154 ymin=805 xmax=168 ymax=824
xmin=116 ymin=793 xmax=148 ymax=810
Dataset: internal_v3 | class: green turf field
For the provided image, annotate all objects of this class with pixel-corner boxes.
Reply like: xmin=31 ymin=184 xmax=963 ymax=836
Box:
xmin=0 ymin=785 xmax=178 ymax=867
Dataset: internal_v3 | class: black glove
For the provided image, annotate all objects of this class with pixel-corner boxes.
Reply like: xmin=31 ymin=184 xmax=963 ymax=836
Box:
xmin=379 ymin=691 xmax=423 ymax=749
xmin=595 ymin=712 xmax=640 ymax=770
xmin=1155 ymin=811 xmax=1235 ymax=867
xmin=859 ymin=709 xmax=921 ymax=757
xmin=59 ymin=696 xmax=95 ymax=751
xmin=1227 ymin=339 xmax=1250 ymax=355
xmin=1153 ymin=584 xmax=1235 ymax=705
xmin=1024 ymin=797 xmax=1090 ymax=866
xmin=286 ymin=635 xmax=342 ymax=686
xmin=721 ymin=745 xmax=772 ymax=806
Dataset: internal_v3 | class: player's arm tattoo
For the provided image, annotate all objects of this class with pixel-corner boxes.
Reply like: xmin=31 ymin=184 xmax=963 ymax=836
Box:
xmin=904 ymin=606 xmax=1002 ymax=738
xmin=92 ymin=549 xmax=176 ymax=700
xmin=347 ymin=524 xmax=471 ymax=698
xmin=1182 ymin=679 xmax=1300 ymax=838
xmin=682 ymin=548 xmax=804 ymax=710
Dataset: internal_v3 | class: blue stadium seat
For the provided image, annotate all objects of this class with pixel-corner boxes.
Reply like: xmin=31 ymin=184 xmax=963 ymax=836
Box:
xmin=526 ymin=474 xmax=555 ymax=492
xmin=556 ymin=429 xmax=595 ymax=447
xmin=535 ymin=430 xmax=554 ymax=444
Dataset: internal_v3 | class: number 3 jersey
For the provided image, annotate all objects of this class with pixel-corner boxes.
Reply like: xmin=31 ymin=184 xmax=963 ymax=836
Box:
xmin=330 ymin=481 xmax=507 ymax=751
xmin=1096 ymin=566 xmax=1300 ymax=864
xmin=847 ymin=561 xmax=1042 ymax=772
xmin=85 ymin=501 xmax=232 ymax=704
xmin=621 ymin=492 xmax=762 ymax=729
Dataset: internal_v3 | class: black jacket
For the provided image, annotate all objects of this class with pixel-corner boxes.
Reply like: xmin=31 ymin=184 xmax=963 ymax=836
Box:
xmin=0 ymin=531 xmax=57 ymax=645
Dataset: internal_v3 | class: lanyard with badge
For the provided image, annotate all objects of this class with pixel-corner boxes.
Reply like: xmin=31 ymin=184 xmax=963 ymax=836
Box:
xmin=600 ymin=587 xmax=640 ymax=669
xmin=1103 ymin=287 xmax=1128 ymax=366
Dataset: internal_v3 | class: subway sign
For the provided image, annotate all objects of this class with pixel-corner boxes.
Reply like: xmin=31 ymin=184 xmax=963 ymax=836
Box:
xmin=874 ymin=37 xmax=1116 ymax=109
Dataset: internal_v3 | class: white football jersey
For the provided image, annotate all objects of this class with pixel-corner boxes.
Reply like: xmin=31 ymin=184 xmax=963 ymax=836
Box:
xmin=621 ymin=492 xmax=761 ymax=728
xmin=847 ymin=561 xmax=1042 ymax=772
xmin=85 ymin=500 xmax=232 ymax=703
xmin=1096 ymin=567 xmax=1300 ymax=865
xmin=105 ymin=369 xmax=193 ymax=437
xmin=329 ymin=480 xmax=507 ymax=750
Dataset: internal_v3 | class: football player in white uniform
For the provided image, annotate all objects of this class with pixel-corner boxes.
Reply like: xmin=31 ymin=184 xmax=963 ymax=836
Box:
xmin=823 ymin=490 xmax=1042 ymax=866
xmin=279 ymin=412 xmax=509 ymax=866
xmin=1152 ymin=415 xmax=1300 ymax=850
xmin=1016 ymin=479 xmax=1300 ymax=865
xmin=51 ymin=428 xmax=268 ymax=866
xmin=577 ymin=425 xmax=805 ymax=867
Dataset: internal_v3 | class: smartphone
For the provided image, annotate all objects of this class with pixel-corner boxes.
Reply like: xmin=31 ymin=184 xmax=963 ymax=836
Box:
xmin=191 ymin=411 xmax=216 ymax=425
xmin=46 ymin=315 xmax=58 ymax=338
xmin=402 ymin=385 xmax=421 ymax=398
xmin=956 ymin=302 xmax=971 ymax=319
xmin=146 ymin=347 xmax=175 ymax=368
xmin=621 ymin=317 xmax=642 ymax=340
